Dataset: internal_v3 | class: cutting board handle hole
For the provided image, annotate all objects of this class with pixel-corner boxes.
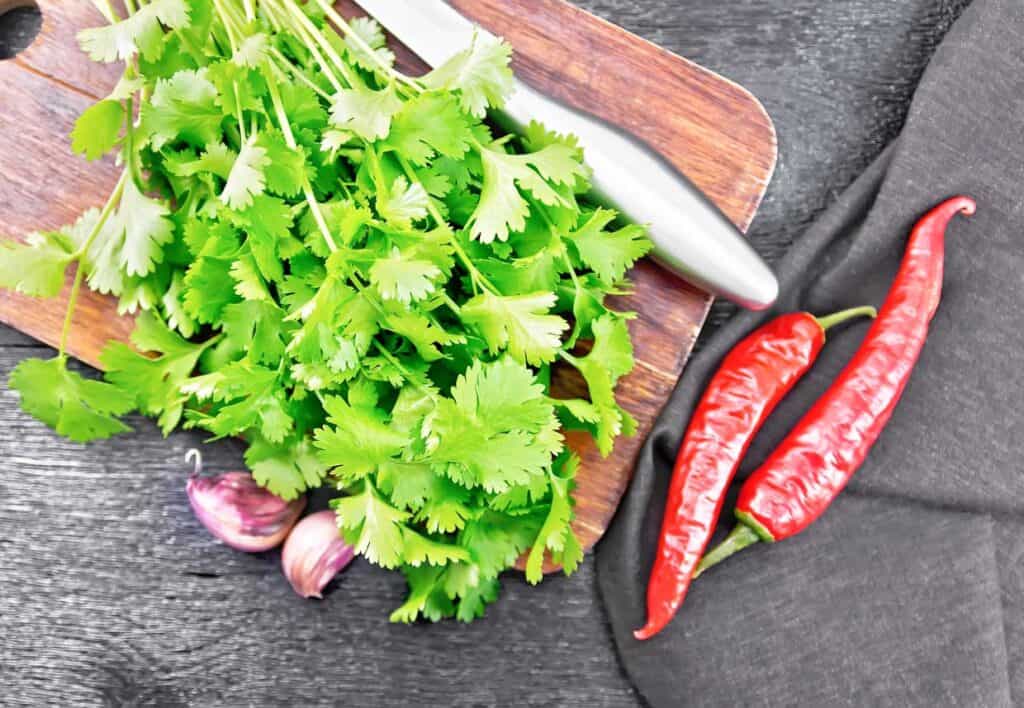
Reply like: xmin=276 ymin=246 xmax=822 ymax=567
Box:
xmin=0 ymin=1 xmax=40 ymax=61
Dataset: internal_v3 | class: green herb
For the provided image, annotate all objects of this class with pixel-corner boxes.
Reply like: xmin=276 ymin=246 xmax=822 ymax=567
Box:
xmin=0 ymin=0 xmax=651 ymax=622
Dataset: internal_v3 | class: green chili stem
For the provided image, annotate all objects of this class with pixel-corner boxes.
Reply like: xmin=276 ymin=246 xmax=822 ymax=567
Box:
xmin=692 ymin=522 xmax=762 ymax=579
xmin=815 ymin=305 xmax=878 ymax=334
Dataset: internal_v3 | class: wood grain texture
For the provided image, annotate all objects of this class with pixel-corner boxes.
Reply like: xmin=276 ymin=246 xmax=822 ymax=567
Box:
xmin=0 ymin=1 xmax=970 ymax=706
xmin=0 ymin=0 xmax=776 ymax=558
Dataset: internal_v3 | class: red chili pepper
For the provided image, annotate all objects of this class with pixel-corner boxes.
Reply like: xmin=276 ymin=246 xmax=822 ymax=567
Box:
xmin=634 ymin=306 xmax=877 ymax=640
xmin=695 ymin=196 xmax=976 ymax=576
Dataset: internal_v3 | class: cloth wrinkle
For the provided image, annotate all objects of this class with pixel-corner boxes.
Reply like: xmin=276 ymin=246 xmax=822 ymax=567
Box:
xmin=596 ymin=0 xmax=1023 ymax=704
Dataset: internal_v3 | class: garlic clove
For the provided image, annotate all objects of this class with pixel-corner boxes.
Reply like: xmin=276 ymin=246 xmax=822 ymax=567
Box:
xmin=282 ymin=510 xmax=355 ymax=599
xmin=185 ymin=450 xmax=306 ymax=553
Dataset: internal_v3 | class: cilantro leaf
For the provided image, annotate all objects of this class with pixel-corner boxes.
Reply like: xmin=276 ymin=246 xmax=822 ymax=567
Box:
xmin=565 ymin=314 xmax=635 ymax=456
xmin=384 ymin=93 xmax=473 ymax=166
xmin=221 ymin=299 xmax=289 ymax=364
xmin=329 ymin=84 xmax=402 ymax=142
xmin=471 ymin=144 xmax=587 ymax=242
xmin=71 ymin=100 xmax=125 ymax=161
xmin=376 ymin=176 xmax=429 ymax=228
xmin=100 ymin=312 xmax=213 ymax=435
xmin=220 ymin=137 xmax=270 ymax=210
xmin=331 ymin=482 xmax=411 ymax=569
xmin=161 ymin=271 xmax=197 ymax=338
xmin=232 ymin=32 xmax=270 ymax=67
xmin=184 ymin=255 xmax=240 ymax=323
xmin=425 ymin=359 xmax=562 ymax=493
xmin=384 ymin=311 xmax=466 ymax=362
xmin=567 ymin=208 xmax=652 ymax=284
xmin=344 ymin=17 xmax=396 ymax=71
xmin=9 ymin=358 xmax=134 ymax=442
xmin=525 ymin=455 xmax=582 ymax=584
xmin=461 ymin=291 xmax=568 ymax=366
xmin=111 ymin=179 xmax=175 ymax=277
xmin=314 ymin=394 xmax=409 ymax=484
xmin=78 ymin=0 xmax=191 ymax=63
xmin=390 ymin=566 xmax=451 ymax=623
xmin=369 ymin=247 xmax=441 ymax=304
xmin=245 ymin=438 xmax=327 ymax=501
xmin=401 ymin=529 xmax=470 ymax=567
xmin=0 ymin=231 xmax=75 ymax=298
xmin=140 ymin=69 xmax=223 ymax=150
xmin=166 ymin=142 xmax=236 ymax=180
xmin=183 ymin=361 xmax=293 ymax=443
xmin=258 ymin=130 xmax=307 ymax=198
xmin=423 ymin=35 xmax=514 ymax=118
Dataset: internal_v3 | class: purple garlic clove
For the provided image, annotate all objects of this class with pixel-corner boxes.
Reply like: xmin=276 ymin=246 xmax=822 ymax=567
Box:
xmin=281 ymin=510 xmax=355 ymax=599
xmin=185 ymin=450 xmax=306 ymax=552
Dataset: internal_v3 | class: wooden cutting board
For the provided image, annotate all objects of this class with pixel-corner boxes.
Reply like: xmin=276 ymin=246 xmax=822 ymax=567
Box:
xmin=0 ymin=0 xmax=776 ymax=558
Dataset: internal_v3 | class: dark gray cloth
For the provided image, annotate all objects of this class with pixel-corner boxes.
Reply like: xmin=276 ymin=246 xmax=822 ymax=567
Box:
xmin=596 ymin=0 xmax=1024 ymax=704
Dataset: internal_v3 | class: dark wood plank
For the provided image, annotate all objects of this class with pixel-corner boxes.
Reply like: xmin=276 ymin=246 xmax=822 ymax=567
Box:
xmin=0 ymin=0 xmax=776 ymax=558
xmin=0 ymin=324 xmax=36 ymax=346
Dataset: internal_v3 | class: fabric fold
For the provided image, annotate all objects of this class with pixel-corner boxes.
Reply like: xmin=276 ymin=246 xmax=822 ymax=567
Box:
xmin=597 ymin=0 xmax=1024 ymax=703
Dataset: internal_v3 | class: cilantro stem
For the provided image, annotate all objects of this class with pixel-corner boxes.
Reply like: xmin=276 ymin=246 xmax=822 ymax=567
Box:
xmin=176 ymin=24 xmax=205 ymax=60
xmin=440 ymin=292 xmax=462 ymax=315
xmin=89 ymin=0 xmax=120 ymax=24
xmin=123 ymin=96 xmax=147 ymax=193
xmin=236 ymin=89 xmax=248 ymax=143
xmin=269 ymin=49 xmax=334 ymax=99
xmin=212 ymin=0 xmax=241 ymax=53
xmin=273 ymin=0 xmax=358 ymax=88
xmin=308 ymin=0 xmax=423 ymax=92
xmin=394 ymin=155 xmax=498 ymax=297
xmin=60 ymin=171 xmax=128 ymax=360
xmin=209 ymin=2 xmax=250 ymax=137
xmin=532 ymin=195 xmax=585 ymax=295
xmin=265 ymin=71 xmax=339 ymax=254
xmin=262 ymin=2 xmax=347 ymax=92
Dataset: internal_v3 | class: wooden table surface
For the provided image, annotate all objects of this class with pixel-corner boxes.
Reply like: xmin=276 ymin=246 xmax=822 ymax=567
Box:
xmin=0 ymin=1 xmax=970 ymax=705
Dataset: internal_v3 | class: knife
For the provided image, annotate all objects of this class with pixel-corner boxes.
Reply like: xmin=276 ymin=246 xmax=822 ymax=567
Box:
xmin=352 ymin=0 xmax=779 ymax=310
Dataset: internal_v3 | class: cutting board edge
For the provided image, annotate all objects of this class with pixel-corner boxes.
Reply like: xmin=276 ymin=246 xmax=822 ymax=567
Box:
xmin=576 ymin=3 xmax=779 ymax=227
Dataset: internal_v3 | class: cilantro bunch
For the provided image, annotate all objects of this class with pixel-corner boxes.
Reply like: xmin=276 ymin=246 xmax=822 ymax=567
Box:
xmin=0 ymin=0 xmax=651 ymax=622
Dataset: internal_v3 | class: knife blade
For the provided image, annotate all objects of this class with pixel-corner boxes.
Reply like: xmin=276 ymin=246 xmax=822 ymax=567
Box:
xmin=352 ymin=0 xmax=779 ymax=310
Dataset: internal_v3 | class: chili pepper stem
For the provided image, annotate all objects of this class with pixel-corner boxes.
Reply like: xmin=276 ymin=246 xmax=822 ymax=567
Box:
xmin=814 ymin=305 xmax=878 ymax=334
xmin=692 ymin=522 xmax=763 ymax=579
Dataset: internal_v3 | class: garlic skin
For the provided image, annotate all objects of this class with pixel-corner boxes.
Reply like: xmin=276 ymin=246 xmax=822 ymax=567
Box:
xmin=185 ymin=451 xmax=306 ymax=552
xmin=282 ymin=510 xmax=355 ymax=598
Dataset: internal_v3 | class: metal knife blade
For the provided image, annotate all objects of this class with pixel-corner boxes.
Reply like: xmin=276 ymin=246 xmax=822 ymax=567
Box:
xmin=353 ymin=0 xmax=779 ymax=310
